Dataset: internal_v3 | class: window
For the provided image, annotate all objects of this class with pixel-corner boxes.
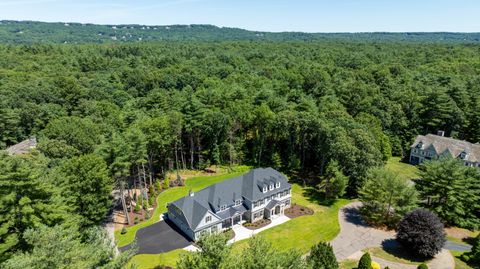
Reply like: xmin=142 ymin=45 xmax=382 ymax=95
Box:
xmin=211 ymin=225 xmax=218 ymax=233
xmin=285 ymin=199 xmax=290 ymax=206
xmin=276 ymin=182 xmax=280 ymax=188
xmin=259 ymin=199 xmax=264 ymax=205
xmin=220 ymin=205 xmax=226 ymax=211
xmin=269 ymin=184 xmax=274 ymax=191
xmin=205 ymin=216 xmax=212 ymax=222
xmin=262 ymin=186 xmax=267 ymax=193
xmin=235 ymin=199 xmax=242 ymax=206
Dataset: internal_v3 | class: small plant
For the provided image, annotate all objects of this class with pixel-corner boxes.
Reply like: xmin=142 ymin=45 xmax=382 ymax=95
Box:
xmin=358 ymin=252 xmax=372 ymax=269
xmin=121 ymin=227 xmax=127 ymax=235
xmin=417 ymin=263 xmax=428 ymax=269
xmin=145 ymin=211 xmax=151 ymax=220
xmin=155 ymin=180 xmax=162 ymax=192
xmin=371 ymin=261 xmax=381 ymax=269
xmin=149 ymin=185 xmax=156 ymax=196
xmin=134 ymin=203 xmax=141 ymax=213
xmin=134 ymin=216 xmax=139 ymax=224
xmin=149 ymin=195 xmax=155 ymax=206
xmin=163 ymin=178 xmax=170 ymax=190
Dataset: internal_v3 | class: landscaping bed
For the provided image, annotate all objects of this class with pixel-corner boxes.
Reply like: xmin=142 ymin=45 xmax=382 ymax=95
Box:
xmin=243 ymin=219 xmax=271 ymax=230
xmin=284 ymin=203 xmax=314 ymax=218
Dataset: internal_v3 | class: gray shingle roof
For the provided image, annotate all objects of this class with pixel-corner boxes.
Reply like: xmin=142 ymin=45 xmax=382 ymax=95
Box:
xmin=170 ymin=167 xmax=290 ymax=230
xmin=411 ymin=134 xmax=480 ymax=162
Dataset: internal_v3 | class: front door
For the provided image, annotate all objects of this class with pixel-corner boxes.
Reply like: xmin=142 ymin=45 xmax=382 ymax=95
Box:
xmin=275 ymin=205 xmax=280 ymax=215
xmin=233 ymin=215 xmax=241 ymax=225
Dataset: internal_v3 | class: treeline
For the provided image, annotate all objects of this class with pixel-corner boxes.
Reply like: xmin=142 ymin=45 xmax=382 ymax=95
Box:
xmin=1 ymin=20 xmax=480 ymax=44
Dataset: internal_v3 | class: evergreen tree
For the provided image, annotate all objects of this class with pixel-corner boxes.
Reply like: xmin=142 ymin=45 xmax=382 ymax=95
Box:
xmin=358 ymin=252 xmax=372 ymax=269
xmin=307 ymin=241 xmax=338 ymax=269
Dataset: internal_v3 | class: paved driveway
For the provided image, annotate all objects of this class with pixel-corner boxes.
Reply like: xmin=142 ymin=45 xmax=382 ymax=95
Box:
xmin=119 ymin=220 xmax=192 ymax=254
xmin=331 ymin=202 xmax=455 ymax=269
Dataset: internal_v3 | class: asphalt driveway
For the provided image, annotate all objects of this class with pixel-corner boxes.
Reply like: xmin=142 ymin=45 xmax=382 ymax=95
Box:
xmin=119 ymin=219 xmax=192 ymax=254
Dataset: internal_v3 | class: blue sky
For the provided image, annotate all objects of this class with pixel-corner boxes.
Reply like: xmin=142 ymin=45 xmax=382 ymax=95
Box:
xmin=0 ymin=0 xmax=479 ymax=32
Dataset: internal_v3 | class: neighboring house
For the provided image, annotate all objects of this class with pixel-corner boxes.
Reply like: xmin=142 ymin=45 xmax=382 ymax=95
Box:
xmin=167 ymin=167 xmax=292 ymax=241
xmin=410 ymin=132 xmax=480 ymax=168
xmin=5 ymin=137 xmax=37 ymax=156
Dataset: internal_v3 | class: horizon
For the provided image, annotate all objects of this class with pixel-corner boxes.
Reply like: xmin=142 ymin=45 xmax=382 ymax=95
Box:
xmin=1 ymin=0 xmax=479 ymax=33
xmin=3 ymin=19 xmax=480 ymax=34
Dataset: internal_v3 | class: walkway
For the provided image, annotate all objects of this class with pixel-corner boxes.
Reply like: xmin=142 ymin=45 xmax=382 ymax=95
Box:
xmin=227 ymin=215 xmax=290 ymax=244
xmin=331 ymin=202 xmax=455 ymax=269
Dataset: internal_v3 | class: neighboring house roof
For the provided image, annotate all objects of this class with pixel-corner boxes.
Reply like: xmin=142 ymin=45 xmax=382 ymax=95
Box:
xmin=411 ymin=134 xmax=480 ymax=163
xmin=170 ymin=167 xmax=290 ymax=231
xmin=5 ymin=137 xmax=37 ymax=155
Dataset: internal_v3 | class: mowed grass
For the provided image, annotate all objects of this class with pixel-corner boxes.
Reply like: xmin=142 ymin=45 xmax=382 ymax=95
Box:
xmin=385 ymin=156 xmax=419 ymax=181
xmin=129 ymin=183 xmax=352 ymax=268
xmin=450 ymin=250 xmax=478 ymax=269
xmin=115 ymin=166 xmax=251 ymax=247
xmin=129 ymin=249 xmax=187 ymax=269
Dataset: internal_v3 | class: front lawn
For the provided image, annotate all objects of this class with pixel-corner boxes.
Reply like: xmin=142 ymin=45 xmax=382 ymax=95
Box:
xmin=115 ymin=166 xmax=250 ymax=247
xmin=129 ymin=183 xmax=352 ymax=268
xmin=366 ymin=246 xmax=429 ymax=265
xmin=385 ymin=156 xmax=419 ymax=181
xmin=450 ymin=250 xmax=478 ymax=269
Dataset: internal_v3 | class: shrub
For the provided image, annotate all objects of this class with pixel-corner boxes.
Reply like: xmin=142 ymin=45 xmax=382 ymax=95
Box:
xmin=371 ymin=261 xmax=381 ymax=269
xmin=358 ymin=252 xmax=372 ymax=269
xmin=155 ymin=180 xmax=162 ymax=192
xmin=120 ymin=227 xmax=127 ymax=235
xmin=307 ymin=241 xmax=338 ymax=269
xmin=163 ymin=178 xmax=169 ymax=189
xmin=149 ymin=185 xmax=155 ymax=196
xmin=149 ymin=195 xmax=155 ymax=206
xmin=396 ymin=209 xmax=446 ymax=258
xmin=134 ymin=203 xmax=141 ymax=213
xmin=134 ymin=216 xmax=139 ymax=224
xmin=417 ymin=263 xmax=428 ymax=269
xmin=461 ymin=234 xmax=480 ymax=263
xmin=145 ymin=211 xmax=151 ymax=220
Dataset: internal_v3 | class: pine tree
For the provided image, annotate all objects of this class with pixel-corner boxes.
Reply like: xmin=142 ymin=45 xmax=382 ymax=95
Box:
xmin=307 ymin=242 xmax=338 ymax=269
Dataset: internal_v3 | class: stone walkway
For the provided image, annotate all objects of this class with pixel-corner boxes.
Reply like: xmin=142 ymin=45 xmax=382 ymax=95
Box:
xmin=227 ymin=215 xmax=290 ymax=244
xmin=331 ymin=202 xmax=455 ymax=269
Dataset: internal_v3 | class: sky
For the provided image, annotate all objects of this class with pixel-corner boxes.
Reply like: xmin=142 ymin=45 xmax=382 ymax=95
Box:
xmin=0 ymin=0 xmax=479 ymax=33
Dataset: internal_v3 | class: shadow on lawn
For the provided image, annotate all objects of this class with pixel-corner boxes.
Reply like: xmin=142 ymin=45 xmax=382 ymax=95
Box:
xmin=302 ymin=186 xmax=336 ymax=206
xmin=380 ymin=239 xmax=431 ymax=263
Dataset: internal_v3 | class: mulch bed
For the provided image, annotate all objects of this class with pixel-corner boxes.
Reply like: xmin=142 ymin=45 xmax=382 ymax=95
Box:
xmin=284 ymin=204 xmax=314 ymax=219
xmin=243 ymin=219 xmax=272 ymax=230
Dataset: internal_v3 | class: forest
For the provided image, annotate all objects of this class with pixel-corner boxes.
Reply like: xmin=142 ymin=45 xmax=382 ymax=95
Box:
xmin=1 ymin=20 xmax=480 ymax=44
xmin=1 ymin=39 xmax=480 ymax=267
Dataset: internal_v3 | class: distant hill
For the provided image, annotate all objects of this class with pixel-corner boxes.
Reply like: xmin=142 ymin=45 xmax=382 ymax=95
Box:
xmin=1 ymin=20 xmax=480 ymax=44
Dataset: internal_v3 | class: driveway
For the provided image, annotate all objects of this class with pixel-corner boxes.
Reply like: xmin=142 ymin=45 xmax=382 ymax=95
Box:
xmin=331 ymin=202 xmax=455 ymax=269
xmin=119 ymin=220 xmax=192 ymax=254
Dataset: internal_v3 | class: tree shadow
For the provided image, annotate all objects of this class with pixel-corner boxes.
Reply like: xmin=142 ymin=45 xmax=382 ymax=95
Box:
xmin=302 ymin=186 xmax=336 ymax=206
xmin=342 ymin=206 xmax=370 ymax=228
xmin=380 ymin=239 xmax=431 ymax=263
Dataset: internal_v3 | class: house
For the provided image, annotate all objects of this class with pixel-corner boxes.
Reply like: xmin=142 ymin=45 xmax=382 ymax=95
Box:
xmin=410 ymin=132 xmax=480 ymax=168
xmin=167 ymin=167 xmax=292 ymax=241
xmin=5 ymin=137 xmax=37 ymax=156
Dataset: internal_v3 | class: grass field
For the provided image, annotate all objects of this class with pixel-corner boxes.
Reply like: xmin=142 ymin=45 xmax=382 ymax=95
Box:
xmin=115 ymin=166 xmax=251 ymax=247
xmin=385 ymin=156 xmax=419 ymax=181
xmin=450 ymin=250 xmax=478 ymax=269
xmin=366 ymin=246 xmax=429 ymax=266
xmin=129 ymin=183 xmax=352 ymax=269
xmin=340 ymin=259 xmax=358 ymax=269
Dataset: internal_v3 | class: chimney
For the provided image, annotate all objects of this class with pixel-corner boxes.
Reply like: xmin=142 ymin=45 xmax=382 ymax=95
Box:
xmin=188 ymin=189 xmax=194 ymax=197
xmin=437 ymin=130 xmax=445 ymax=137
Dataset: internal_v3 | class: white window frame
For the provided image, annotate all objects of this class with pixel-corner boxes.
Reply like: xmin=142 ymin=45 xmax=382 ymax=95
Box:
xmin=205 ymin=215 xmax=212 ymax=222
xmin=235 ymin=199 xmax=242 ymax=206
xmin=269 ymin=184 xmax=274 ymax=191
xmin=276 ymin=182 xmax=280 ymax=188
xmin=220 ymin=205 xmax=227 ymax=211
xmin=262 ymin=186 xmax=267 ymax=193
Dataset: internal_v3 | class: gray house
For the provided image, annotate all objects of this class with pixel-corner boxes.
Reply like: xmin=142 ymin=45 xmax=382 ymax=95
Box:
xmin=410 ymin=132 xmax=480 ymax=167
xmin=167 ymin=167 xmax=292 ymax=240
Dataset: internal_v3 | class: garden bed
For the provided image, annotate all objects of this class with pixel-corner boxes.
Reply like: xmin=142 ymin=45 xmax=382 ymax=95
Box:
xmin=243 ymin=219 xmax=271 ymax=230
xmin=284 ymin=203 xmax=314 ymax=218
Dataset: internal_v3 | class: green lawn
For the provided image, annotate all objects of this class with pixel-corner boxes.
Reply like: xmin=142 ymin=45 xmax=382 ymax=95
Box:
xmin=115 ymin=166 xmax=250 ymax=247
xmin=340 ymin=259 xmax=358 ymax=269
xmin=129 ymin=249 xmax=187 ymax=269
xmin=450 ymin=250 xmax=478 ymax=269
xmin=366 ymin=246 xmax=430 ymax=266
xmin=385 ymin=156 xmax=419 ymax=181
xmin=126 ymin=179 xmax=352 ymax=269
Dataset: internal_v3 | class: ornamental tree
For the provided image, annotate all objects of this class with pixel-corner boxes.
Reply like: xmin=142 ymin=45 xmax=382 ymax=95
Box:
xmin=396 ymin=209 xmax=446 ymax=258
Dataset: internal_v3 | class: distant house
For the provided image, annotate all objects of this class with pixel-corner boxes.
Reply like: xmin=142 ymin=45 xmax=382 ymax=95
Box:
xmin=5 ymin=137 xmax=37 ymax=156
xmin=167 ymin=168 xmax=292 ymax=241
xmin=410 ymin=132 xmax=480 ymax=167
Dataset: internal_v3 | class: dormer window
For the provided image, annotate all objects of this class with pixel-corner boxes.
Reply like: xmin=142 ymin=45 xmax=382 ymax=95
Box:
xmin=220 ymin=205 xmax=226 ymax=211
xmin=262 ymin=186 xmax=267 ymax=193
xmin=276 ymin=182 xmax=280 ymax=188
xmin=459 ymin=151 xmax=467 ymax=159
xmin=235 ymin=199 xmax=242 ymax=206
xmin=416 ymin=142 xmax=423 ymax=149
xmin=269 ymin=184 xmax=274 ymax=191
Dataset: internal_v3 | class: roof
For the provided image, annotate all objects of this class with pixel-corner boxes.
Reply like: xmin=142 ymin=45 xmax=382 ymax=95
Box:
xmin=265 ymin=199 xmax=279 ymax=210
xmin=411 ymin=134 xmax=480 ymax=163
xmin=170 ymin=167 xmax=290 ymax=231
xmin=5 ymin=137 xmax=37 ymax=155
